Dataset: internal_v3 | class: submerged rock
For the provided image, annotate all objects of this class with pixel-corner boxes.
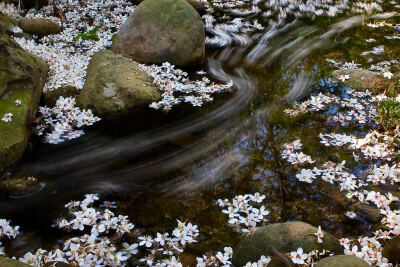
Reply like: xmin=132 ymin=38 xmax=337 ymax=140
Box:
xmin=19 ymin=18 xmax=61 ymax=36
xmin=0 ymin=176 xmax=43 ymax=197
xmin=0 ymin=34 xmax=48 ymax=167
xmin=331 ymin=69 xmax=395 ymax=93
xmin=77 ymin=50 xmax=160 ymax=116
xmin=316 ymin=255 xmax=369 ymax=267
xmin=232 ymin=221 xmax=343 ymax=266
xmin=0 ymin=257 xmax=32 ymax=267
xmin=383 ymin=236 xmax=400 ymax=264
xmin=315 ymin=179 xmax=349 ymax=206
xmin=43 ymin=85 xmax=79 ymax=107
xmin=111 ymin=0 xmax=205 ymax=66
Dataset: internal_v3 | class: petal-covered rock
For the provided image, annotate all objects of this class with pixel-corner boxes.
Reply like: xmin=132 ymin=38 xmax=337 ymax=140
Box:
xmin=111 ymin=0 xmax=205 ymax=66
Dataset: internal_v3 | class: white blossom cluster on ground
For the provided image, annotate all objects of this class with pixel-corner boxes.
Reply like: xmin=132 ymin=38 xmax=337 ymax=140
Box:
xmin=35 ymin=96 xmax=101 ymax=144
xmin=0 ymin=0 xmax=135 ymax=92
xmin=139 ymin=62 xmax=233 ymax=111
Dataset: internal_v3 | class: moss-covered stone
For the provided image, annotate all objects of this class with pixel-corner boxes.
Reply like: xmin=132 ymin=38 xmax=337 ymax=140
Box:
xmin=77 ymin=50 xmax=161 ymax=116
xmin=0 ymin=34 xmax=48 ymax=167
xmin=316 ymin=255 xmax=369 ymax=267
xmin=331 ymin=69 xmax=396 ymax=93
xmin=128 ymin=0 xmax=206 ymax=15
xmin=232 ymin=221 xmax=343 ymax=266
xmin=0 ymin=257 xmax=32 ymax=267
xmin=0 ymin=12 xmax=17 ymax=35
xmin=19 ymin=18 xmax=61 ymax=36
xmin=43 ymin=85 xmax=79 ymax=107
xmin=383 ymin=236 xmax=400 ymax=264
xmin=111 ymin=0 xmax=205 ymax=66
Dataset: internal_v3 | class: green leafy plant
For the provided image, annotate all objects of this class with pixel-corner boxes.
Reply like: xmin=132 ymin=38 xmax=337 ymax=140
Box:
xmin=377 ymin=99 xmax=400 ymax=130
xmin=73 ymin=27 xmax=100 ymax=42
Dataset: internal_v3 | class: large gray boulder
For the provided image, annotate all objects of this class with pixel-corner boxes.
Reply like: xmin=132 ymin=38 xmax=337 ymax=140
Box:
xmin=232 ymin=221 xmax=343 ymax=266
xmin=111 ymin=0 xmax=205 ymax=67
xmin=0 ymin=34 xmax=48 ymax=168
xmin=77 ymin=50 xmax=161 ymax=116
xmin=129 ymin=0 xmax=206 ymax=15
xmin=316 ymin=255 xmax=369 ymax=267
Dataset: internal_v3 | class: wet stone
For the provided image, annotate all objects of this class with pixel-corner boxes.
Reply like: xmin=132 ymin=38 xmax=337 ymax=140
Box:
xmin=383 ymin=236 xmax=400 ymax=264
xmin=316 ymin=255 xmax=370 ymax=267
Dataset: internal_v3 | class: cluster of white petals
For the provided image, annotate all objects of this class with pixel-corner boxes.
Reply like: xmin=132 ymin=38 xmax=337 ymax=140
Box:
xmin=35 ymin=96 xmax=101 ymax=144
xmin=217 ymin=193 xmax=269 ymax=234
xmin=139 ymin=62 xmax=233 ymax=111
xmin=19 ymin=194 xmax=199 ymax=267
xmin=281 ymin=140 xmax=315 ymax=165
xmin=0 ymin=0 xmax=135 ymax=92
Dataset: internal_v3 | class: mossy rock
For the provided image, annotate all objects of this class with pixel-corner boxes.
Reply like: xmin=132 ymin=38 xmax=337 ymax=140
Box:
xmin=232 ymin=221 xmax=343 ymax=266
xmin=331 ymin=69 xmax=396 ymax=93
xmin=0 ymin=257 xmax=32 ymax=267
xmin=111 ymin=0 xmax=205 ymax=66
xmin=0 ymin=34 xmax=48 ymax=167
xmin=128 ymin=0 xmax=206 ymax=15
xmin=19 ymin=18 xmax=61 ymax=36
xmin=77 ymin=50 xmax=161 ymax=116
xmin=43 ymin=85 xmax=79 ymax=106
xmin=316 ymin=255 xmax=369 ymax=267
xmin=0 ymin=12 xmax=17 ymax=35
xmin=383 ymin=236 xmax=400 ymax=264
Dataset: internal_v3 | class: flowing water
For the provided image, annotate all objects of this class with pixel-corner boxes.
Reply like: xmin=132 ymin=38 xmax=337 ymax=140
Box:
xmin=2 ymin=0 xmax=400 ymax=261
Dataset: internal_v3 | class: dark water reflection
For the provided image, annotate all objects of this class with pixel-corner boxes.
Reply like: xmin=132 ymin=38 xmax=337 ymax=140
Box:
xmin=2 ymin=8 xmax=400 ymax=259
